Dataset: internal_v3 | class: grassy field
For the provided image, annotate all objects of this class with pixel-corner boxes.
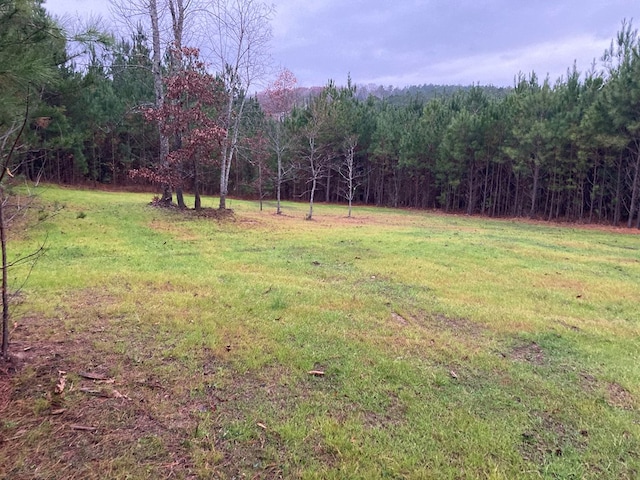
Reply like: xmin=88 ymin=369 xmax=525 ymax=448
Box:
xmin=1 ymin=184 xmax=639 ymax=479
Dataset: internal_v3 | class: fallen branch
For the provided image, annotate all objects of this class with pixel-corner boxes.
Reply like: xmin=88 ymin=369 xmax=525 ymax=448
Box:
xmin=71 ymin=425 xmax=97 ymax=432
xmin=78 ymin=372 xmax=109 ymax=381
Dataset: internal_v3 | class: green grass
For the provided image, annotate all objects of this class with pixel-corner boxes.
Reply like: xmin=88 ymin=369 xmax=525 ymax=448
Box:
xmin=1 ymin=184 xmax=639 ymax=479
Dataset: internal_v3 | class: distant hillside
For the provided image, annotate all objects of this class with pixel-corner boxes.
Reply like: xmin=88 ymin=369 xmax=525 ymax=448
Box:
xmin=255 ymin=83 xmax=512 ymax=109
xmin=355 ymin=83 xmax=512 ymax=104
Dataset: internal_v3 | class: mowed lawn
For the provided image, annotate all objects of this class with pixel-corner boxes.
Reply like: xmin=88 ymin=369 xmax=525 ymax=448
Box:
xmin=1 ymin=185 xmax=639 ymax=479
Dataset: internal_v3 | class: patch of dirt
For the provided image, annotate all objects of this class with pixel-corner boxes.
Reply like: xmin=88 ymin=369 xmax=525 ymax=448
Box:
xmin=579 ymin=372 xmax=636 ymax=410
xmin=150 ymin=201 xmax=235 ymax=220
xmin=361 ymin=390 xmax=407 ymax=429
xmin=380 ymin=311 xmax=490 ymax=362
xmin=519 ymin=410 xmax=588 ymax=467
xmin=510 ymin=342 xmax=546 ymax=365
xmin=1 ymin=317 xmax=195 ymax=478
xmin=0 ymin=301 xmax=304 ymax=479
xmin=606 ymin=382 xmax=635 ymax=410
xmin=429 ymin=313 xmax=486 ymax=337
xmin=391 ymin=310 xmax=486 ymax=338
xmin=188 ymin=207 xmax=235 ymax=220
xmin=202 ymin=363 xmax=318 ymax=479
xmin=579 ymin=371 xmax=598 ymax=392
xmin=391 ymin=312 xmax=408 ymax=326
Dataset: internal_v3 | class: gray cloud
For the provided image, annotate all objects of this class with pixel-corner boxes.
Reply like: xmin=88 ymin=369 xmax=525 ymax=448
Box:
xmin=271 ymin=0 xmax=636 ymax=86
xmin=45 ymin=0 xmax=638 ymax=87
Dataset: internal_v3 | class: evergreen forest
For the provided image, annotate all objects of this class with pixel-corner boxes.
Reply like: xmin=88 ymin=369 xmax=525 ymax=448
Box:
xmin=4 ymin=0 xmax=640 ymax=227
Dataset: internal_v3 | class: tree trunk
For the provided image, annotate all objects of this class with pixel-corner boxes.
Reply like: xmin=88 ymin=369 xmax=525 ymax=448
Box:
xmin=365 ymin=170 xmax=371 ymax=204
xmin=149 ymin=0 xmax=171 ymax=204
xmin=481 ymin=159 xmax=490 ymax=215
xmin=176 ymin=188 xmax=186 ymax=209
xmin=219 ymin=93 xmax=247 ymax=210
xmin=530 ymin=160 xmax=540 ymax=218
xmin=614 ymin=154 xmax=622 ymax=225
xmin=276 ymin=151 xmax=282 ymax=214
xmin=325 ymin=168 xmax=331 ymax=203
xmin=598 ymin=165 xmax=606 ymax=223
xmin=111 ymin=137 xmax=117 ymax=186
xmin=258 ymin=163 xmax=263 ymax=212
xmin=627 ymin=151 xmax=640 ymax=228
xmin=513 ymin=172 xmax=520 ymax=217
xmin=589 ymin=160 xmax=597 ymax=223
xmin=307 ymin=177 xmax=316 ymax=220
xmin=0 ymin=187 xmax=8 ymax=359
xmin=467 ymin=165 xmax=474 ymax=215
xmin=219 ymin=139 xmax=230 ymax=210
xmin=169 ymin=0 xmax=185 ymax=56
xmin=193 ymin=158 xmax=201 ymax=210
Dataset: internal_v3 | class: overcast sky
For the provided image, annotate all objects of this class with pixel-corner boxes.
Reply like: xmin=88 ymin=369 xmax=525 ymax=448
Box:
xmin=45 ymin=0 xmax=638 ymax=88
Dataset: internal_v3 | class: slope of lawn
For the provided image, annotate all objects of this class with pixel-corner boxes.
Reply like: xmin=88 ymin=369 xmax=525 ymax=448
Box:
xmin=1 ymin=184 xmax=639 ymax=479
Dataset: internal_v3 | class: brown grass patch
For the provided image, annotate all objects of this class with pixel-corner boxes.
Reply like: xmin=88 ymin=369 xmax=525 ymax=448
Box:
xmin=519 ymin=410 xmax=588 ymax=466
xmin=147 ymin=205 xmax=235 ymax=241
xmin=390 ymin=312 xmax=409 ymax=326
xmin=361 ymin=390 xmax=407 ymax=429
xmin=388 ymin=311 xmax=486 ymax=337
xmin=0 ymin=315 xmax=199 ymax=478
xmin=510 ymin=342 xmax=546 ymax=365
xmin=0 ymin=297 xmax=300 ymax=479
xmin=606 ymin=382 xmax=635 ymax=410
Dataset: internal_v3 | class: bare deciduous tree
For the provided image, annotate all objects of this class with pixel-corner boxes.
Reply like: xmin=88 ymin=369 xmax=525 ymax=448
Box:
xmin=200 ymin=0 xmax=274 ymax=209
xmin=264 ymin=68 xmax=297 ymax=214
xmin=339 ymin=134 xmax=361 ymax=218
xmin=298 ymin=92 xmax=336 ymax=221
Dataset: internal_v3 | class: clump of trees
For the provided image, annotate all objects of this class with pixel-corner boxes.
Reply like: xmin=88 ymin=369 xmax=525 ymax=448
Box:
xmin=3 ymin=1 xmax=640 ymax=228
xmin=131 ymin=47 xmax=227 ymax=210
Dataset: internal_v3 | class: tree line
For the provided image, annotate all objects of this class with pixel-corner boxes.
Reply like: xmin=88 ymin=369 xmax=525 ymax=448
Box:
xmin=3 ymin=1 xmax=640 ymax=227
